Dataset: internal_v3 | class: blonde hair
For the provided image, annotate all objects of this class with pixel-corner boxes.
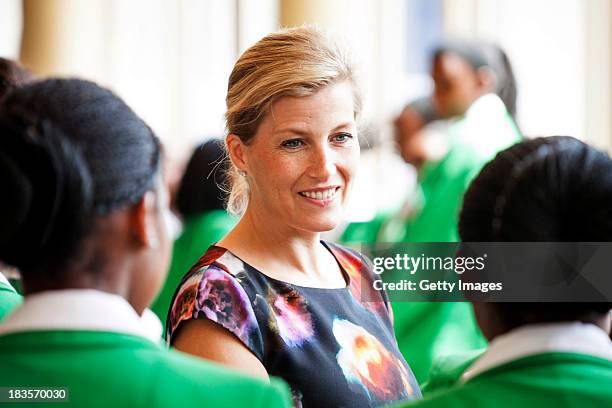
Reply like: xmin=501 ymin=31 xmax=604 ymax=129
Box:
xmin=224 ymin=26 xmax=361 ymax=216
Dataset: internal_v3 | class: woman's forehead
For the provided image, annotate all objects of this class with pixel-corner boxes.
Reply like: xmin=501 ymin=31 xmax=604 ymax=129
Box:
xmin=265 ymin=83 xmax=356 ymax=133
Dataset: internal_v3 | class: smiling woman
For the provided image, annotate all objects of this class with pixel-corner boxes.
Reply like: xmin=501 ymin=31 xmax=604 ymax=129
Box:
xmin=230 ymin=81 xmax=359 ymax=235
xmin=166 ymin=27 xmax=421 ymax=408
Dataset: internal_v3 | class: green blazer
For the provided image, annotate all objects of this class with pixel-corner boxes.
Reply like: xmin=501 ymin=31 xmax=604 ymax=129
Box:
xmin=0 ymin=330 xmax=291 ymax=408
xmin=396 ymin=352 xmax=612 ymax=408
xmin=341 ymin=107 xmax=521 ymax=384
xmin=0 ymin=280 xmax=22 ymax=320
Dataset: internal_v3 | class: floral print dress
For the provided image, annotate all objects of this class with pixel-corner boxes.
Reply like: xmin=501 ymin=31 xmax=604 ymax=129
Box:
xmin=167 ymin=241 xmax=421 ymax=408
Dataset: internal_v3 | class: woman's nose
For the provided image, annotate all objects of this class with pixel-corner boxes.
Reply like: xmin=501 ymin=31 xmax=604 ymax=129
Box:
xmin=308 ymin=146 xmax=336 ymax=180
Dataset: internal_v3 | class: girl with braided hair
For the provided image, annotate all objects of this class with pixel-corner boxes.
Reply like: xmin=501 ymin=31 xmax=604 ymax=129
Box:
xmin=0 ymin=78 xmax=290 ymax=408
xmin=395 ymin=136 xmax=612 ymax=408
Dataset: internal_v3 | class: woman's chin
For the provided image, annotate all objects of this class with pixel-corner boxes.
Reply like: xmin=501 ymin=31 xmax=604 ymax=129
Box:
xmin=294 ymin=217 xmax=341 ymax=234
xmin=296 ymin=216 xmax=342 ymax=234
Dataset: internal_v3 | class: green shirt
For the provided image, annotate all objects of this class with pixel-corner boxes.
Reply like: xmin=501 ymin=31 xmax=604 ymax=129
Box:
xmin=151 ymin=210 xmax=236 ymax=329
xmin=395 ymin=352 xmax=612 ymax=408
xmin=341 ymin=100 xmax=521 ymax=384
xmin=0 ymin=330 xmax=291 ymax=408
xmin=0 ymin=280 xmax=22 ymax=320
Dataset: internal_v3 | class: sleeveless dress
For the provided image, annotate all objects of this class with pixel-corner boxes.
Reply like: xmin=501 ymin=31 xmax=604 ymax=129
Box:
xmin=167 ymin=241 xmax=421 ymax=408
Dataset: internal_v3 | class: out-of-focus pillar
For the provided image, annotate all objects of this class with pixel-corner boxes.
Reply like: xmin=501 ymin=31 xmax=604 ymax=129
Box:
xmin=585 ymin=0 xmax=612 ymax=152
xmin=20 ymin=0 xmax=64 ymax=75
xmin=280 ymin=0 xmax=355 ymax=29
xmin=0 ymin=0 xmax=22 ymax=59
xmin=442 ymin=0 xmax=478 ymax=36
xmin=20 ymin=0 xmax=108 ymax=80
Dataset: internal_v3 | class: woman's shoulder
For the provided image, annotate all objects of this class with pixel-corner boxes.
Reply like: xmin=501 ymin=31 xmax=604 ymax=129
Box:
xmin=166 ymin=246 xmax=262 ymax=346
xmin=323 ymin=241 xmax=366 ymax=266
xmin=323 ymin=241 xmax=379 ymax=283
xmin=324 ymin=241 xmax=393 ymax=318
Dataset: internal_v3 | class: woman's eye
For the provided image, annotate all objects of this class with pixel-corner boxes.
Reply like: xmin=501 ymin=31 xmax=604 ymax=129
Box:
xmin=332 ymin=132 xmax=353 ymax=143
xmin=281 ymin=139 xmax=304 ymax=149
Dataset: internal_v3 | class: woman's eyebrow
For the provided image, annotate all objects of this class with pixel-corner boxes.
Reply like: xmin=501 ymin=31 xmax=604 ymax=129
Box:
xmin=274 ymin=126 xmax=310 ymax=136
xmin=331 ymin=122 xmax=355 ymax=132
xmin=274 ymin=121 xmax=355 ymax=136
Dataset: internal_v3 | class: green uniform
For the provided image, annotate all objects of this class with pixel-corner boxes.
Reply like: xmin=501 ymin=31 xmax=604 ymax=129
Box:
xmin=0 ymin=278 xmax=22 ymax=320
xmin=341 ymin=95 xmax=521 ymax=384
xmin=151 ymin=210 xmax=236 ymax=329
xmin=395 ymin=352 xmax=612 ymax=407
xmin=0 ymin=330 xmax=290 ymax=408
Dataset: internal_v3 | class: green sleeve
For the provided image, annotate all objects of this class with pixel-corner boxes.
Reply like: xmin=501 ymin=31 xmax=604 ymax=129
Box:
xmin=0 ymin=282 xmax=23 ymax=320
xmin=421 ymin=350 xmax=483 ymax=395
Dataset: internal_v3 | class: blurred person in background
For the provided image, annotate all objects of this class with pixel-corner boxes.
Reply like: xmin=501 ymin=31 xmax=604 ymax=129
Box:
xmin=151 ymin=139 xmax=237 ymax=329
xmin=167 ymin=27 xmax=421 ymax=408
xmin=396 ymin=136 xmax=612 ymax=408
xmin=0 ymin=57 xmax=35 ymax=319
xmin=0 ymin=78 xmax=290 ymax=407
xmin=0 ymin=57 xmax=35 ymax=101
xmin=342 ymin=39 xmax=522 ymax=384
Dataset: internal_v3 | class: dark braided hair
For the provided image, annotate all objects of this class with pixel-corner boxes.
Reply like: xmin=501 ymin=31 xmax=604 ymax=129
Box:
xmin=0 ymin=78 xmax=161 ymax=278
xmin=459 ymin=136 xmax=612 ymax=326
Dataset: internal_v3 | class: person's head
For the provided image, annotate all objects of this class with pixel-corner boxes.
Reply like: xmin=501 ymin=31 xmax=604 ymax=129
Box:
xmin=0 ymin=58 xmax=35 ymax=100
xmin=0 ymin=78 xmax=170 ymax=314
xmin=175 ymin=139 xmax=228 ymax=218
xmin=459 ymin=136 xmax=612 ymax=339
xmin=431 ymin=40 xmax=517 ymax=118
xmin=224 ymin=27 xmax=361 ymax=233
xmin=394 ymin=97 xmax=437 ymax=168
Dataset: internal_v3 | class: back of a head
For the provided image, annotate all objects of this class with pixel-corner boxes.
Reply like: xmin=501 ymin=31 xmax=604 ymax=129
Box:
xmin=0 ymin=78 xmax=160 ymax=283
xmin=224 ymin=26 xmax=361 ymax=216
xmin=176 ymin=139 xmax=228 ymax=217
xmin=459 ymin=136 xmax=612 ymax=326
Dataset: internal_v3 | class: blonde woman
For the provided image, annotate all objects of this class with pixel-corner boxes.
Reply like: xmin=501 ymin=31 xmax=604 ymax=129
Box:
xmin=167 ymin=27 xmax=420 ymax=408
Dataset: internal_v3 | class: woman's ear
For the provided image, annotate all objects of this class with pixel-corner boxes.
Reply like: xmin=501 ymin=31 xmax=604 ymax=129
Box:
xmin=226 ymin=134 xmax=249 ymax=173
xmin=130 ymin=191 xmax=159 ymax=249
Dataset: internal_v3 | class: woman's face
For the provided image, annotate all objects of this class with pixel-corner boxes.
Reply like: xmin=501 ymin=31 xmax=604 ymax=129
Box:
xmin=432 ymin=52 xmax=483 ymax=118
xmin=241 ymin=81 xmax=359 ymax=234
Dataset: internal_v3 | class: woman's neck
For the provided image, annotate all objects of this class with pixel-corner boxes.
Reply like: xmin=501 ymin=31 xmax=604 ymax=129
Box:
xmin=218 ymin=208 xmax=345 ymax=288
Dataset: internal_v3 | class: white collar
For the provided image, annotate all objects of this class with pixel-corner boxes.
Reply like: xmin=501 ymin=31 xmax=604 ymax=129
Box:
xmin=0 ymin=289 xmax=162 ymax=344
xmin=462 ymin=322 xmax=612 ymax=382
xmin=0 ymin=272 xmax=11 ymax=287
xmin=465 ymin=93 xmax=507 ymax=119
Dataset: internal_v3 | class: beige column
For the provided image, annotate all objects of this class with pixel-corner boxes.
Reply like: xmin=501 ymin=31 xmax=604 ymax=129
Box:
xmin=0 ymin=0 xmax=22 ymax=58
xmin=280 ymin=0 xmax=356 ymax=29
xmin=20 ymin=0 xmax=109 ymax=80
xmin=584 ymin=0 xmax=612 ymax=152
xmin=442 ymin=0 xmax=479 ymax=36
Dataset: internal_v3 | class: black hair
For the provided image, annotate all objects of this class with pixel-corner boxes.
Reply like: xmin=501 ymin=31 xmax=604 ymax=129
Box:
xmin=459 ymin=136 xmax=612 ymax=326
xmin=175 ymin=139 xmax=228 ymax=218
xmin=404 ymin=96 xmax=439 ymax=125
xmin=432 ymin=39 xmax=518 ymax=118
xmin=0 ymin=58 xmax=35 ymax=101
xmin=0 ymin=78 xmax=161 ymax=279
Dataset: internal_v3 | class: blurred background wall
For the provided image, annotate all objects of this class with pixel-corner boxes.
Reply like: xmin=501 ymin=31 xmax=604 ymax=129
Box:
xmin=1 ymin=0 xmax=611 ymax=218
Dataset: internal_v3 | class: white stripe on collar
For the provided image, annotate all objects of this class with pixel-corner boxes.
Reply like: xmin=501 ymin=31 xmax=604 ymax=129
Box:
xmin=0 ymin=272 xmax=11 ymax=287
xmin=0 ymin=289 xmax=162 ymax=344
xmin=461 ymin=322 xmax=612 ymax=383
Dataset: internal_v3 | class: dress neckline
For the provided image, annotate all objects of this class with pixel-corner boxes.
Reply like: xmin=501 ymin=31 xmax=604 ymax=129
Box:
xmin=210 ymin=240 xmax=353 ymax=291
